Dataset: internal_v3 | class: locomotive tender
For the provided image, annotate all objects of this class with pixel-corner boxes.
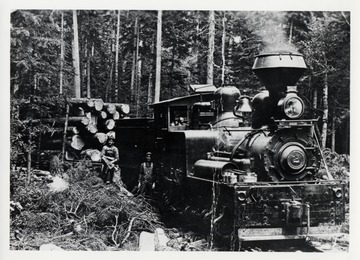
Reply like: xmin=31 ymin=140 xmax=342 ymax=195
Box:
xmin=119 ymin=52 xmax=347 ymax=247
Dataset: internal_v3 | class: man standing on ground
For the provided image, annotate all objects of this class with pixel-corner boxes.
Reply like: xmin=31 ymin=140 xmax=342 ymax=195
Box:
xmin=138 ymin=152 xmax=154 ymax=195
xmin=101 ymin=136 xmax=119 ymax=184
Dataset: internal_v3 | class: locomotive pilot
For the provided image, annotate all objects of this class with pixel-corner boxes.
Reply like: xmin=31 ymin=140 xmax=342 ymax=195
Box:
xmin=101 ymin=136 xmax=119 ymax=184
xmin=138 ymin=152 xmax=154 ymax=195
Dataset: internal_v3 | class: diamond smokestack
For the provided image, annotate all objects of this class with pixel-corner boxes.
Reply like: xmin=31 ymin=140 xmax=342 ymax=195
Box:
xmin=252 ymin=52 xmax=307 ymax=93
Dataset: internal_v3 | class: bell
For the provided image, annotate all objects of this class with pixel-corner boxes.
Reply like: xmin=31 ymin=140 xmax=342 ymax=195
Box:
xmin=239 ymin=97 xmax=252 ymax=113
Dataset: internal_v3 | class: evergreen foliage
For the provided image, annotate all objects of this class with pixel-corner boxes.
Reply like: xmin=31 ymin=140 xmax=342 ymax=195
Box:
xmin=10 ymin=9 xmax=350 ymax=167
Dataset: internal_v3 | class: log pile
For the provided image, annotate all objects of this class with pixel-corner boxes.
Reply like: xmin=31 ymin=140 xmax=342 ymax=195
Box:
xmin=59 ymin=98 xmax=130 ymax=162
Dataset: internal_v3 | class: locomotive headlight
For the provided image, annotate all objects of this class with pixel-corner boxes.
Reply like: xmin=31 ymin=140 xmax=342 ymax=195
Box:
xmin=283 ymin=97 xmax=304 ymax=119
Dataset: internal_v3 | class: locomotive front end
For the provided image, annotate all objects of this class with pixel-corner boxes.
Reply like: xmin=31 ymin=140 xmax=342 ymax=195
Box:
xmin=231 ymin=52 xmax=347 ymax=244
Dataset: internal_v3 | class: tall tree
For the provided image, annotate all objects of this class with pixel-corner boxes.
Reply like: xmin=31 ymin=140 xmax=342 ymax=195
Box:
xmin=207 ymin=11 xmax=215 ymax=85
xmin=59 ymin=11 xmax=64 ymax=94
xmin=114 ymin=10 xmax=121 ymax=102
xmin=130 ymin=14 xmax=139 ymax=100
xmin=299 ymin=12 xmax=350 ymax=150
xmin=154 ymin=10 xmax=162 ymax=102
xmin=72 ymin=10 xmax=81 ymax=98
xmin=86 ymin=44 xmax=91 ymax=98
xmin=221 ymin=12 xmax=226 ymax=86
xmin=321 ymin=55 xmax=329 ymax=149
xmin=136 ymin=46 xmax=142 ymax=117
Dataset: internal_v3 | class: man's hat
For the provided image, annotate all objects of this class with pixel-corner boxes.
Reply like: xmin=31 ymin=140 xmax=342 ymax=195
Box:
xmin=146 ymin=152 xmax=152 ymax=156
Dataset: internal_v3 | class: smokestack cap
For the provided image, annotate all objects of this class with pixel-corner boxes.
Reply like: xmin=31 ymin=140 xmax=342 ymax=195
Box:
xmin=252 ymin=52 xmax=307 ymax=92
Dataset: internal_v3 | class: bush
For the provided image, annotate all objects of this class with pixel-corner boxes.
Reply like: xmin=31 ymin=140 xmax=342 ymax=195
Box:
xmin=10 ymin=160 xmax=163 ymax=250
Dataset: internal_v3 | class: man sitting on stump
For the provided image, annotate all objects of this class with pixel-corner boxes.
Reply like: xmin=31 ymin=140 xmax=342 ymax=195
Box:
xmin=101 ymin=136 xmax=119 ymax=184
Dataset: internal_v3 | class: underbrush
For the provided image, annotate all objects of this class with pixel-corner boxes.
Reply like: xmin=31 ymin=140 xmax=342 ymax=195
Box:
xmin=318 ymin=148 xmax=350 ymax=181
xmin=10 ymin=159 xmax=163 ymax=251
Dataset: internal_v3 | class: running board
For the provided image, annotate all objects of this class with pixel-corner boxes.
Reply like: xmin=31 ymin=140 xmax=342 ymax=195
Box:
xmin=238 ymin=226 xmax=343 ymax=241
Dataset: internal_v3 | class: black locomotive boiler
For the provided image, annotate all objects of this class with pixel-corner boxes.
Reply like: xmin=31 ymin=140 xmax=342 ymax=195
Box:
xmin=116 ymin=52 xmax=347 ymax=247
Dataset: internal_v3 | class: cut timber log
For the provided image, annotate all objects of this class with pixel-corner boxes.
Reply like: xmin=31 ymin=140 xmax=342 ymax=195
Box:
xmin=71 ymin=135 xmax=85 ymax=150
xmin=70 ymin=98 xmax=91 ymax=104
xmin=104 ymin=103 xmax=130 ymax=115
xmin=90 ymin=150 xmax=101 ymax=162
xmin=72 ymin=126 xmax=80 ymax=135
xmin=87 ymin=112 xmax=98 ymax=125
xmin=82 ymin=149 xmax=102 ymax=162
xmin=27 ymin=117 xmax=91 ymax=124
xmin=87 ymin=99 xmax=94 ymax=108
xmin=119 ymin=104 xmax=130 ymax=115
xmin=65 ymin=151 xmax=78 ymax=161
xmin=113 ymin=111 xmax=120 ymax=120
xmin=94 ymin=99 xmax=104 ymax=111
xmin=70 ymin=98 xmax=94 ymax=108
xmin=98 ymin=111 xmax=107 ymax=120
xmin=81 ymin=116 xmax=90 ymax=126
xmin=105 ymin=119 xmax=115 ymax=130
xmin=70 ymin=98 xmax=104 ymax=111
xmin=95 ymin=133 xmax=108 ymax=144
xmin=105 ymin=103 xmax=117 ymax=115
xmin=87 ymin=123 xmax=98 ymax=134
xmin=69 ymin=106 xmax=85 ymax=117
xmin=107 ymin=131 xmax=116 ymax=139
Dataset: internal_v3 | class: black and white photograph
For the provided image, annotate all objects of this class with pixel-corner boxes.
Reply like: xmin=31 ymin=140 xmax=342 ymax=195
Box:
xmin=2 ymin=0 xmax=359 ymax=259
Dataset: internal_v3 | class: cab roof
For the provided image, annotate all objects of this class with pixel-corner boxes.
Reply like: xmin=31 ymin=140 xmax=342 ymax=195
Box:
xmin=150 ymin=92 xmax=214 ymax=107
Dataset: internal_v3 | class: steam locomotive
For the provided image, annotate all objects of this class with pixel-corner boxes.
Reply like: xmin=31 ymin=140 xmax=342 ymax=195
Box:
xmin=115 ymin=52 xmax=347 ymax=248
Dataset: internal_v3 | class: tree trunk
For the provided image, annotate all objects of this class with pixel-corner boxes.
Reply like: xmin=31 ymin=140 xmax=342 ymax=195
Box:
xmin=331 ymin=115 xmax=336 ymax=152
xmin=106 ymin=59 xmax=113 ymax=102
xmin=130 ymin=15 xmax=139 ymax=100
xmin=60 ymin=11 xmax=64 ymax=94
xmin=147 ymin=72 xmax=153 ymax=105
xmin=34 ymin=74 xmax=37 ymax=91
xmin=83 ymin=39 xmax=88 ymax=98
xmin=170 ymin=46 xmax=175 ymax=97
xmin=207 ymin=11 xmax=215 ymax=85
xmin=114 ymin=10 xmax=121 ymax=102
xmin=227 ymin=22 xmax=234 ymax=85
xmin=62 ymin=102 xmax=70 ymax=163
xmin=288 ymin=20 xmax=293 ymax=44
xmin=136 ymin=58 xmax=142 ymax=117
xmin=221 ymin=12 xmax=226 ymax=86
xmin=72 ymin=10 xmax=81 ymax=98
xmin=86 ymin=51 xmax=91 ymax=98
xmin=310 ymin=76 xmax=318 ymax=109
xmin=154 ymin=10 xmax=162 ymax=103
xmin=321 ymin=57 xmax=329 ymax=149
xmin=27 ymin=136 xmax=32 ymax=185
xmin=193 ymin=11 xmax=200 ymax=84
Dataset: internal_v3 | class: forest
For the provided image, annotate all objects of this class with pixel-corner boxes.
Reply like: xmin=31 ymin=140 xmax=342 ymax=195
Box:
xmin=9 ymin=10 xmax=350 ymax=251
xmin=10 ymin=10 xmax=350 ymax=154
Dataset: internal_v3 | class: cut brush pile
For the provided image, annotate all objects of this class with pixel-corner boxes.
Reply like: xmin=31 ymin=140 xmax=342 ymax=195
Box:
xmin=10 ymin=159 xmax=163 ymax=251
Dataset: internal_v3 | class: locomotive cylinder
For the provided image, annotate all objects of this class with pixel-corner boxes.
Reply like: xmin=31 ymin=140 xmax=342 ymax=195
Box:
xmin=194 ymin=159 xmax=238 ymax=179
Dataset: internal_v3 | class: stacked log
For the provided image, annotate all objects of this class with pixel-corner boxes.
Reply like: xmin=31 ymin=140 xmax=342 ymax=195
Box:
xmin=45 ymin=98 xmax=130 ymax=162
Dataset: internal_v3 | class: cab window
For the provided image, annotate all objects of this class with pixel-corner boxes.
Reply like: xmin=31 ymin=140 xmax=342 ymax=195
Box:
xmin=169 ymin=106 xmax=188 ymax=130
